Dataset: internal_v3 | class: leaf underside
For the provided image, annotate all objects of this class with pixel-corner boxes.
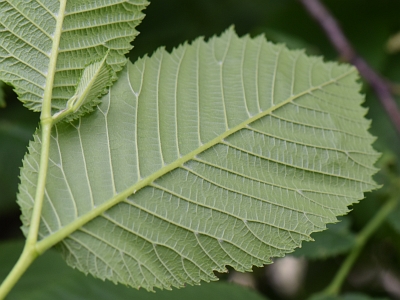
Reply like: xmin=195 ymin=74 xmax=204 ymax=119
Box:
xmin=0 ymin=0 xmax=148 ymax=114
xmin=18 ymin=28 xmax=379 ymax=291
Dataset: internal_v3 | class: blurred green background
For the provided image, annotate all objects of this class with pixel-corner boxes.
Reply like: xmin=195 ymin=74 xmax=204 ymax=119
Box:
xmin=2 ymin=0 xmax=400 ymax=299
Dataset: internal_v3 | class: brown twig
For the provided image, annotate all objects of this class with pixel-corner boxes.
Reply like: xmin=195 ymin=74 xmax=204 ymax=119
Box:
xmin=299 ymin=0 xmax=400 ymax=135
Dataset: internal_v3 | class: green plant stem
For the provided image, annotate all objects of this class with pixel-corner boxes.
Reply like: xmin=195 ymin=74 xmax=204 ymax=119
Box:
xmin=320 ymin=196 xmax=398 ymax=296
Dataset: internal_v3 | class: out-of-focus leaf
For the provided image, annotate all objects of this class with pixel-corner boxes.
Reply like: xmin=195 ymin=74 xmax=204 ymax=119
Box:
xmin=291 ymin=217 xmax=356 ymax=259
xmin=388 ymin=200 xmax=400 ymax=234
xmin=0 ymin=97 xmax=37 ymax=213
xmin=0 ymin=240 xmax=267 ymax=300
xmin=0 ymin=81 xmax=5 ymax=108
xmin=128 ymin=0 xmax=296 ymax=62
xmin=309 ymin=293 xmax=389 ymax=300
xmin=386 ymin=31 xmax=400 ymax=54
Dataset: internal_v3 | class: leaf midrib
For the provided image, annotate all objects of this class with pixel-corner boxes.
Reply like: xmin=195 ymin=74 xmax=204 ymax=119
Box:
xmin=35 ymin=67 xmax=356 ymax=254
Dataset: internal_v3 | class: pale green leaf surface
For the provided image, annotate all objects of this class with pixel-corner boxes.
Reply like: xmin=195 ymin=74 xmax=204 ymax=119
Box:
xmin=18 ymin=28 xmax=379 ymax=290
xmin=0 ymin=0 xmax=148 ymax=114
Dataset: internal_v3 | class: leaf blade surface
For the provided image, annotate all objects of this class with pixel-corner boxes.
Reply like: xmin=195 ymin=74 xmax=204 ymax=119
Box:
xmin=18 ymin=28 xmax=379 ymax=290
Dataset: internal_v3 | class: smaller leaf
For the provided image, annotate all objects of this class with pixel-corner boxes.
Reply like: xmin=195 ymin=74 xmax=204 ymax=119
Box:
xmin=53 ymin=53 xmax=114 ymax=122
xmin=0 ymin=0 xmax=148 ymax=112
xmin=291 ymin=217 xmax=356 ymax=259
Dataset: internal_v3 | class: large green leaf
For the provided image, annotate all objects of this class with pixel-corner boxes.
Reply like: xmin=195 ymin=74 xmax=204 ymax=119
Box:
xmin=0 ymin=0 xmax=148 ymax=116
xmin=18 ymin=28 xmax=379 ymax=290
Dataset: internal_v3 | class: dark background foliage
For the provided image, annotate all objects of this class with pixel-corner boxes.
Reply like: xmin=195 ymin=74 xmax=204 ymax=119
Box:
xmin=1 ymin=0 xmax=400 ymax=299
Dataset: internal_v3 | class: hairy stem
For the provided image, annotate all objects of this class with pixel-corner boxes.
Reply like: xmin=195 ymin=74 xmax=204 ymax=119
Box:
xmin=320 ymin=196 xmax=398 ymax=296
